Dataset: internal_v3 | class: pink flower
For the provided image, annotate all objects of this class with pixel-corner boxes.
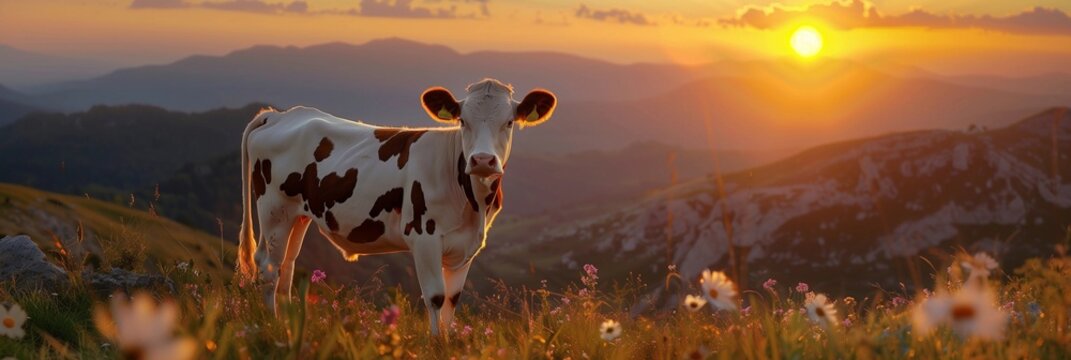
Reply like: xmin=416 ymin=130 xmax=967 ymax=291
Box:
xmin=891 ymin=296 xmax=909 ymax=308
xmin=842 ymin=318 xmax=853 ymax=327
xmin=795 ymin=282 xmax=810 ymax=293
xmin=461 ymin=325 xmax=473 ymax=337
xmin=380 ymin=305 xmax=400 ymax=327
xmin=581 ymin=264 xmax=599 ymax=287
xmin=584 ymin=264 xmax=598 ymax=277
xmin=484 ymin=326 xmax=494 ymax=336
xmin=311 ymin=269 xmax=327 ymax=283
xmin=763 ymin=278 xmax=778 ymax=290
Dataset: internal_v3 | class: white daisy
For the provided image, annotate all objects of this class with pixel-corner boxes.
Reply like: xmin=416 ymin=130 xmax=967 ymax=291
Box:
xmin=94 ymin=293 xmax=196 ymax=360
xmin=683 ymin=295 xmax=707 ymax=312
xmin=599 ymin=319 xmax=622 ymax=341
xmin=961 ymin=252 xmax=998 ymax=282
xmin=804 ymin=293 xmax=838 ymax=327
xmin=912 ymin=286 xmax=1007 ymax=340
xmin=0 ymin=303 xmax=28 ymax=339
xmin=699 ymin=270 xmax=737 ymax=311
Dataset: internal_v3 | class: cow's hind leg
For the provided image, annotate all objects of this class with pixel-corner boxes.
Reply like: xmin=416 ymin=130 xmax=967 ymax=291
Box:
xmin=253 ymin=218 xmax=292 ymax=314
xmin=441 ymin=261 xmax=472 ymax=329
xmin=276 ymin=216 xmax=311 ymax=307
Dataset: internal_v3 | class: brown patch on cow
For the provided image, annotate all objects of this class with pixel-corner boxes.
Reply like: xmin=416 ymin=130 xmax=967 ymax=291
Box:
xmin=262 ymin=159 xmax=272 ymax=184
xmin=457 ymin=154 xmax=479 ymax=212
xmin=369 ymin=187 xmax=404 ymax=217
xmin=449 ymin=292 xmax=461 ymax=306
xmin=347 ymin=219 xmax=384 ymax=243
xmin=484 ymin=178 xmax=503 ymax=215
xmin=404 ymin=181 xmax=427 ymax=236
xmin=280 ymin=162 xmax=359 ymax=218
xmin=374 ymin=129 xmax=426 ymax=169
xmin=325 ymin=211 xmax=339 ymax=232
xmin=426 ymin=219 xmax=436 ymax=235
xmin=314 ymin=137 xmax=334 ymax=162
xmin=251 ymin=159 xmax=267 ymax=200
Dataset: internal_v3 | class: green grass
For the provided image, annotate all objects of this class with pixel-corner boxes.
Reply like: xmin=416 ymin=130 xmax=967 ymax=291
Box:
xmin=1 ymin=247 xmax=1070 ymax=359
xmin=1 ymin=182 xmax=1069 ymax=358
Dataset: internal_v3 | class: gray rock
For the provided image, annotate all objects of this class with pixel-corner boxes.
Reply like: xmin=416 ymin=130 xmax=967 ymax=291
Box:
xmin=83 ymin=268 xmax=175 ymax=296
xmin=0 ymin=235 xmax=70 ymax=291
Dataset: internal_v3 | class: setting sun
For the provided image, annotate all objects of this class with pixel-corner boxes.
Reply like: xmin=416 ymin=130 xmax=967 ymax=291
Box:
xmin=790 ymin=26 xmax=824 ymax=58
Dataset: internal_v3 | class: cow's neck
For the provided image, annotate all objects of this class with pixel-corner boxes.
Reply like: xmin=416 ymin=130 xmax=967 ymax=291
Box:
xmin=440 ymin=128 xmax=497 ymax=215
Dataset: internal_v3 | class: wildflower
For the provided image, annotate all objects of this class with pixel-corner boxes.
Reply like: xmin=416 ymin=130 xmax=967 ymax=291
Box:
xmin=599 ymin=320 xmax=622 ymax=341
xmin=311 ymin=269 xmax=327 ymax=283
xmin=804 ymin=293 xmax=838 ymax=327
xmin=842 ymin=296 xmax=857 ymax=307
xmin=683 ymin=295 xmax=707 ymax=312
xmin=912 ymin=285 xmax=1007 ymax=340
xmin=795 ymin=282 xmax=810 ymax=293
xmin=379 ymin=305 xmax=400 ymax=327
xmin=699 ymin=270 xmax=737 ymax=311
xmin=460 ymin=325 xmax=473 ymax=337
xmin=94 ymin=293 xmax=196 ymax=360
xmin=581 ymin=264 xmax=599 ymax=287
xmin=763 ymin=278 xmax=777 ymax=290
xmin=961 ymin=252 xmax=998 ymax=281
xmin=484 ymin=326 xmax=494 ymax=336
xmin=0 ymin=303 xmax=27 ymax=339
xmin=842 ymin=318 xmax=853 ymax=328
xmin=891 ymin=296 xmax=909 ymax=308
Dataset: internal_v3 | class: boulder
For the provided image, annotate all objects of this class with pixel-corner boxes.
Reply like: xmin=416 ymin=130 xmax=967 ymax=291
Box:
xmin=83 ymin=268 xmax=175 ymax=296
xmin=0 ymin=235 xmax=69 ymax=290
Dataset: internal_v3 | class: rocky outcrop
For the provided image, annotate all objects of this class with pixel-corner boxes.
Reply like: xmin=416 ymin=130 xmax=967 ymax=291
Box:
xmin=0 ymin=234 xmax=69 ymax=290
xmin=1 ymin=235 xmax=174 ymax=295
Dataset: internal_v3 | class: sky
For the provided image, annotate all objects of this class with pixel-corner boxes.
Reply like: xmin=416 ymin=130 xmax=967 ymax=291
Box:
xmin=3 ymin=0 xmax=1071 ymax=76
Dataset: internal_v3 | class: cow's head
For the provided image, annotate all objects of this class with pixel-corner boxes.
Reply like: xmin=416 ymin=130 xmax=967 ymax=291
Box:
xmin=421 ymin=78 xmax=556 ymax=178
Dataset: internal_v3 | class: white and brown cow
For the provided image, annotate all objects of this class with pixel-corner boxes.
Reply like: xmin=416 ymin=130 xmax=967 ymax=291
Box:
xmin=237 ymin=79 xmax=556 ymax=335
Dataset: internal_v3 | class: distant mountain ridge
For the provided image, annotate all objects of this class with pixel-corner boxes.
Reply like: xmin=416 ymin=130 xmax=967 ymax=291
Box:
xmin=12 ymin=38 xmax=1068 ymax=154
xmin=488 ymin=108 xmax=1071 ymax=303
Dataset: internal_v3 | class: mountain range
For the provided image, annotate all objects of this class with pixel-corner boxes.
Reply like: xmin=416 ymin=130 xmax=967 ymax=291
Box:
xmin=4 ymin=38 xmax=1070 ymax=154
xmin=483 ymin=108 xmax=1071 ymax=305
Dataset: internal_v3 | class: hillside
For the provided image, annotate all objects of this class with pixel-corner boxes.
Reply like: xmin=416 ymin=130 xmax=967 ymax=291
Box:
xmin=0 ymin=183 xmax=235 ymax=280
xmin=0 ymin=103 xmax=266 ymax=192
xmin=487 ymin=107 xmax=1071 ymax=303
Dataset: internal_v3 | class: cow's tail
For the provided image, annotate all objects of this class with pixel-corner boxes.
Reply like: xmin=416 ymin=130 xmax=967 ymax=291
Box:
xmin=238 ymin=108 xmax=275 ymax=280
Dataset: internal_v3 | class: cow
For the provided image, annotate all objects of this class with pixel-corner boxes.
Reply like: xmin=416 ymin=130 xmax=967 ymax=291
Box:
xmin=237 ymin=78 xmax=556 ymax=335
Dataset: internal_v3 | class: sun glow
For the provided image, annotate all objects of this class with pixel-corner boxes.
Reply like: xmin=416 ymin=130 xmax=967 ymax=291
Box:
xmin=790 ymin=26 xmax=824 ymax=58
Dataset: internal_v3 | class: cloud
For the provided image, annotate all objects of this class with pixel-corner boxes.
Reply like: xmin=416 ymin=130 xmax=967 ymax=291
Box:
xmin=129 ymin=0 xmax=190 ymax=8
xmin=718 ymin=0 xmax=1071 ymax=35
xmin=129 ymin=0 xmax=487 ymax=18
xmin=575 ymin=4 xmax=654 ymax=26
xmin=359 ymin=0 xmax=457 ymax=19
xmin=201 ymin=0 xmax=308 ymax=14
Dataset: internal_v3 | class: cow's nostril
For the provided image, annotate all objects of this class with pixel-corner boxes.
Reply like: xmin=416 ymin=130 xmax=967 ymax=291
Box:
xmin=470 ymin=157 xmax=478 ymax=167
xmin=488 ymin=157 xmax=497 ymax=167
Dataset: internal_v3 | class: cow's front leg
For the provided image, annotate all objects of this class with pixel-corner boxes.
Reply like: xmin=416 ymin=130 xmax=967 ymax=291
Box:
xmin=441 ymin=261 xmax=472 ymax=328
xmin=410 ymin=237 xmax=446 ymax=336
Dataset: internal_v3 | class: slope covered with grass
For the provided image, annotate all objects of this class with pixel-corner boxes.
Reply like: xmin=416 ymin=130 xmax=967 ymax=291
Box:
xmin=0 ymin=183 xmax=235 ymax=280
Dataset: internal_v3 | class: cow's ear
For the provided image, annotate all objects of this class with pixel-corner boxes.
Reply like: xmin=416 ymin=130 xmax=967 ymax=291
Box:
xmin=515 ymin=89 xmax=556 ymax=127
xmin=421 ymin=87 xmax=461 ymax=124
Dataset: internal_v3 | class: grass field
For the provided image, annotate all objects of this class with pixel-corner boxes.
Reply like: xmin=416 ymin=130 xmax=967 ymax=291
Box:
xmin=1 ymin=182 xmax=1069 ymax=359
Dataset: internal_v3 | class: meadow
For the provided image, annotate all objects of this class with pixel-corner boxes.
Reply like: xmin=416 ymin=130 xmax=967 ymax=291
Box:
xmin=1 ymin=226 xmax=1069 ymax=359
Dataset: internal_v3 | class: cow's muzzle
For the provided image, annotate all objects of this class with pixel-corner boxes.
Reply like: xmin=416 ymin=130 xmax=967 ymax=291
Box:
xmin=468 ymin=153 xmax=503 ymax=177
